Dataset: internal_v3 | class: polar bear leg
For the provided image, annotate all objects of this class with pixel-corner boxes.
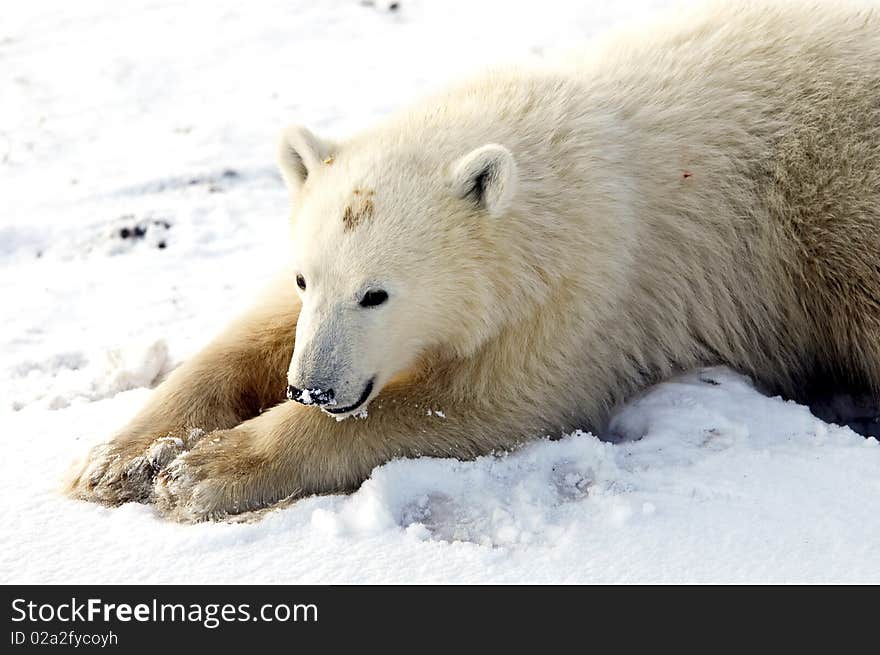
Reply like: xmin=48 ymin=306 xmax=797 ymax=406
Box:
xmin=153 ymin=377 xmax=529 ymax=521
xmin=66 ymin=275 xmax=301 ymax=505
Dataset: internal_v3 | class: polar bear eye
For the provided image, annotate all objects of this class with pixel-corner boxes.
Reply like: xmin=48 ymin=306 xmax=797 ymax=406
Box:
xmin=359 ymin=289 xmax=388 ymax=308
xmin=296 ymin=274 xmax=306 ymax=291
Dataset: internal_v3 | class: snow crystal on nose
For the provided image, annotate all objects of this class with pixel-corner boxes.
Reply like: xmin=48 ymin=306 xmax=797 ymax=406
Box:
xmin=297 ymin=388 xmax=336 ymax=406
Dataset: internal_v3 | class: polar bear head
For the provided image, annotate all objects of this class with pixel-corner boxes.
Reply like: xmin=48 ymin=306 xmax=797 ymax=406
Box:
xmin=277 ymin=124 xmax=518 ymax=417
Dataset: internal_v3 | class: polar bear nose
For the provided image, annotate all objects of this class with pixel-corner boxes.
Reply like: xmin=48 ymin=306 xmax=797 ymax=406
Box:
xmin=286 ymin=384 xmax=335 ymax=407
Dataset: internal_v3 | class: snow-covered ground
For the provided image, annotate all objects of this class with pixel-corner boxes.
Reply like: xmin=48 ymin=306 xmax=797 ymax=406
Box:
xmin=2 ymin=0 xmax=879 ymax=584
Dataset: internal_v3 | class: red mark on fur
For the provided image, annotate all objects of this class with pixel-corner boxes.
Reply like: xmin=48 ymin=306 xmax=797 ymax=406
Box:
xmin=682 ymin=171 xmax=693 ymax=179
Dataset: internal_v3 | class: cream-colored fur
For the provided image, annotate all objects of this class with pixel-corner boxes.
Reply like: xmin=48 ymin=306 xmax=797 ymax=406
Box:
xmin=67 ymin=1 xmax=880 ymax=521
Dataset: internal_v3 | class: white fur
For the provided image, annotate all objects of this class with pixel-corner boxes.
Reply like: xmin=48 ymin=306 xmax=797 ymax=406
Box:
xmin=279 ymin=0 xmax=880 ymax=423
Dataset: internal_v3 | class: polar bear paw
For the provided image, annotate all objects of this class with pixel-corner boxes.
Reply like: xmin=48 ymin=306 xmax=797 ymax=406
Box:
xmin=154 ymin=429 xmax=296 ymax=522
xmin=66 ymin=430 xmax=205 ymax=505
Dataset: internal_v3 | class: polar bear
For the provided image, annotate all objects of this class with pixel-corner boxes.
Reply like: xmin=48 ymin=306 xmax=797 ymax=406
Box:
xmin=68 ymin=1 xmax=880 ymax=521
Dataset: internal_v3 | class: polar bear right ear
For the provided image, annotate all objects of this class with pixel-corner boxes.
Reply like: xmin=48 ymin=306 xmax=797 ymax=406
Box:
xmin=277 ymin=125 xmax=335 ymax=193
xmin=449 ymin=144 xmax=517 ymax=217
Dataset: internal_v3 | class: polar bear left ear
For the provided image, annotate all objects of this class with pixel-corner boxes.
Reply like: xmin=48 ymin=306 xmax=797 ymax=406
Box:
xmin=277 ymin=124 xmax=335 ymax=193
xmin=449 ymin=144 xmax=517 ymax=217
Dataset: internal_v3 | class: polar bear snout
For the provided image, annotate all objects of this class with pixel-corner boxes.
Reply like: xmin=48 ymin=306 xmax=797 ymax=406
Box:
xmin=287 ymin=346 xmax=372 ymax=413
xmin=287 ymin=297 xmax=386 ymax=416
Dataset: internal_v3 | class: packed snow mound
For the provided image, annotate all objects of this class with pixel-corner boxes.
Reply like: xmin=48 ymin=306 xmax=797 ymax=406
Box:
xmin=310 ymin=368 xmax=879 ymax=551
xmin=8 ymin=339 xmax=170 ymax=411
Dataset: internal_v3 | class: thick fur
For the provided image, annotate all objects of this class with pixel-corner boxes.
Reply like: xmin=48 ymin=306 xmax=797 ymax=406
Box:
xmin=67 ymin=1 xmax=880 ymax=521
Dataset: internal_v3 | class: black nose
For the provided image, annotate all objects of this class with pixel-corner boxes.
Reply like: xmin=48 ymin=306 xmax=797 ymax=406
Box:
xmin=287 ymin=385 xmax=335 ymax=407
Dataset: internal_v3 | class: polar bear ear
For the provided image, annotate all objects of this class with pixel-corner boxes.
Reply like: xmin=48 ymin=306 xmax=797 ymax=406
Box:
xmin=449 ymin=144 xmax=517 ymax=217
xmin=277 ymin=124 xmax=335 ymax=192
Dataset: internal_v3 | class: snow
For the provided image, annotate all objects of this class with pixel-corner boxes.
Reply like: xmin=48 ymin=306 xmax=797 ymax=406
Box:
xmin=2 ymin=0 xmax=879 ymax=584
